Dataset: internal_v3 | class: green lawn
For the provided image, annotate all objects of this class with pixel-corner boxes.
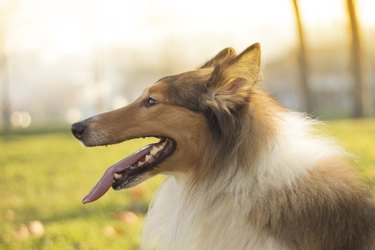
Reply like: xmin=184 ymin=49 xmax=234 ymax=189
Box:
xmin=0 ymin=119 xmax=374 ymax=249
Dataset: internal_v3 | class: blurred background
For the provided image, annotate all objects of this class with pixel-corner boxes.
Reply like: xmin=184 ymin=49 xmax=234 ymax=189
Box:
xmin=0 ymin=0 xmax=374 ymax=132
xmin=1 ymin=0 xmax=374 ymax=249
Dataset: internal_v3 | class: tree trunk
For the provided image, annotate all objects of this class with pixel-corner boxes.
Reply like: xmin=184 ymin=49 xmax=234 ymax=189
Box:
xmin=292 ymin=0 xmax=313 ymax=114
xmin=346 ymin=0 xmax=367 ymax=117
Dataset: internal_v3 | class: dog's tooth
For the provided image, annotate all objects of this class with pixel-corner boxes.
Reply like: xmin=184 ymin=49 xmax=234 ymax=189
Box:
xmin=114 ymin=173 xmax=122 ymax=179
xmin=150 ymin=146 xmax=158 ymax=156
xmin=138 ymin=161 xmax=144 ymax=167
xmin=145 ymin=154 xmax=153 ymax=162
xmin=151 ymin=145 xmax=164 ymax=156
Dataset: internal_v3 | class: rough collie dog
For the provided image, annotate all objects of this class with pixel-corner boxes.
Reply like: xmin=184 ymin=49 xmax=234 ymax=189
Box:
xmin=72 ymin=43 xmax=375 ymax=250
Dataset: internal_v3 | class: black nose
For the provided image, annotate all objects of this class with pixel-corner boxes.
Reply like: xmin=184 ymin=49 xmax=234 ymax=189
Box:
xmin=71 ymin=122 xmax=86 ymax=139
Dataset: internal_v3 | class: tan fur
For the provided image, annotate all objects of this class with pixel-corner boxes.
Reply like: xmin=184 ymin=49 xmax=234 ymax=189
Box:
xmin=250 ymin=157 xmax=375 ymax=249
xmin=73 ymin=43 xmax=375 ymax=249
xmin=82 ymin=84 xmax=210 ymax=175
xmin=192 ymin=87 xmax=279 ymax=190
xmin=200 ymin=47 xmax=237 ymax=69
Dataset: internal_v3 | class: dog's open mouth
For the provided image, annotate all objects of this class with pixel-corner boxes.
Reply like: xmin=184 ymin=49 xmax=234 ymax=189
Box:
xmin=82 ymin=137 xmax=176 ymax=204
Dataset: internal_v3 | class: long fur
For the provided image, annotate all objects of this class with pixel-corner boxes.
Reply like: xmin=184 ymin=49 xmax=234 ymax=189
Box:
xmin=143 ymin=111 xmax=375 ymax=249
xmin=74 ymin=43 xmax=375 ymax=249
xmin=142 ymin=45 xmax=375 ymax=249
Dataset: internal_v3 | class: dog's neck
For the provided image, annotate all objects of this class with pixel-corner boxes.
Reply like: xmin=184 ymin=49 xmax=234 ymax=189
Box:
xmin=174 ymin=110 xmax=344 ymax=208
xmin=188 ymin=89 xmax=278 ymax=192
xmin=142 ymin=111 xmax=347 ymax=250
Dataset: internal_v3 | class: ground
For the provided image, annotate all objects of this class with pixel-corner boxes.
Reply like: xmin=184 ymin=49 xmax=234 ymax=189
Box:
xmin=0 ymin=119 xmax=374 ymax=250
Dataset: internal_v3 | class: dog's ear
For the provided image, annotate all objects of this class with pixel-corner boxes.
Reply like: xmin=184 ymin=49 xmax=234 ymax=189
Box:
xmin=208 ymin=43 xmax=260 ymax=89
xmin=200 ymin=47 xmax=237 ymax=69
xmin=207 ymin=42 xmax=261 ymax=101
xmin=204 ymin=43 xmax=261 ymax=136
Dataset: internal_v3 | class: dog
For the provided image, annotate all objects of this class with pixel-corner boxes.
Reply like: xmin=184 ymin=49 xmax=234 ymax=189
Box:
xmin=72 ymin=43 xmax=375 ymax=249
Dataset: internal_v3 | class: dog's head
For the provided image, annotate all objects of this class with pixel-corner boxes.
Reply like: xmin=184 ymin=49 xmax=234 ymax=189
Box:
xmin=72 ymin=43 xmax=261 ymax=203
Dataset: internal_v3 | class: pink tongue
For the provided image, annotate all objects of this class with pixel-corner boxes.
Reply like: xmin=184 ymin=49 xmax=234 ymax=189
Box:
xmin=82 ymin=145 xmax=153 ymax=204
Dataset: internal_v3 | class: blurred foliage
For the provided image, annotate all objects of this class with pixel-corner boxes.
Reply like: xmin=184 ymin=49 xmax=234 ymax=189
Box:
xmin=0 ymin=119 xmax=374 ymax=249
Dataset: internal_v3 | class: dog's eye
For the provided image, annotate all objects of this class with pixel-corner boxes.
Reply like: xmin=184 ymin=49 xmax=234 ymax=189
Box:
xmin=144 ymin=97 xmax=158 ymax=107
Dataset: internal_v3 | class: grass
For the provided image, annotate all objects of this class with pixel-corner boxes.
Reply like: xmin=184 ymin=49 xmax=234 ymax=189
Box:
xmin=0 ymin=134 xmax=161 ymax=250
xmin=0 ymin=119 xmax=374 ymax=249
xmin=324 ymin=119 xmax=375 ymax=191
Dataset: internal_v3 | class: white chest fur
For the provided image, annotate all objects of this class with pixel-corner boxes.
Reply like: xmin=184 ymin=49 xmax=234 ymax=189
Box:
xmin=141 ymin=177 xmax=285 ymax=250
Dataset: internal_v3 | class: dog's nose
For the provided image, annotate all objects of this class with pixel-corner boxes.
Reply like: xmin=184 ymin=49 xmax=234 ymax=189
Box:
xmin=71 ymin=122 xmax=86 ymax=139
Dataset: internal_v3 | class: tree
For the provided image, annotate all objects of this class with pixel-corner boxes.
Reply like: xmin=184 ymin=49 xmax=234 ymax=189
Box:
xmin=346 ymin=0 xmax=369 ymax=117
xmin=292 ymin=0 xmax=313 ymax=114
xmin=0 ymin=6 xmax=11 ymax=133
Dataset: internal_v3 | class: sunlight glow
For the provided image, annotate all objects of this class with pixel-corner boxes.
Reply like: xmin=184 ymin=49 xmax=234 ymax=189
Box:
xmin=11 ymin=111 xmax=32 ymax=128
xmin=4 ymin=0 xmax=373 ymax=60
xmin=298 ymin=0 xmax=345 ymax=27
xmin=66 ymin=108 xmax=82 ymax=124
xmin=1 ymin=0 xmax=374 ymax=125
xmin=357 ymin=0 xmax=375 ymax=27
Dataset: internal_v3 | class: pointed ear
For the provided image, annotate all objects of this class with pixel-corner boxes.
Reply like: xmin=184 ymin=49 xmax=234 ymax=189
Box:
xmin=231 ymin=42 xmax=260 ymax=82
xmin=200 ymin=47 xmax=237 ymax=69
xmin=204 ymin=43 xmax=261 ymax=135
xmin=209 ymin=43 xmax=261 ymax=89
xmin=208 ymin=43 xmax=261 ymax=96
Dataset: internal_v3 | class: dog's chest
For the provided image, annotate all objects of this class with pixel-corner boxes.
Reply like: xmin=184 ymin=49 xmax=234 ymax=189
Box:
xmin=141 ymin=177 xmax=285 ymax=250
